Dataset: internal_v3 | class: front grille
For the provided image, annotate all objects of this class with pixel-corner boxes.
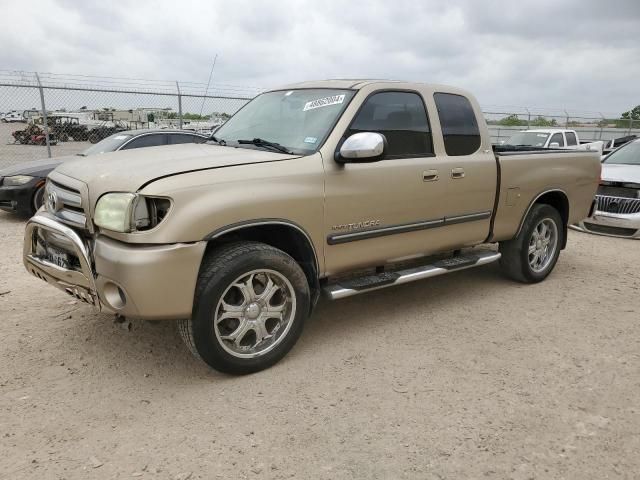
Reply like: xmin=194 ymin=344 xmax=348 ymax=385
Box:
xmin=45 ymin=180 xmax=87 ymax=228
xmin=595 ymin=195 xmax=640 ymax=215
xmin=583 ymin=222 xmax=637 ymax=237
xmin=597 ymin=185 xmax=639 ymax=199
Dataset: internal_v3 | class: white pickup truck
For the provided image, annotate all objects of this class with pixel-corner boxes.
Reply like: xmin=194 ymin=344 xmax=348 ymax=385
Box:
xmin=504 ymin=129 xmax=603 ymax=154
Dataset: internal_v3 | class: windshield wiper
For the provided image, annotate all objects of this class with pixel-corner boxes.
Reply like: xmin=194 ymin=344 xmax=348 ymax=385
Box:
xmin=237 ymin=138 xmax=292 ymax=154
xmin=209 ymin=135 xmax=226 ymax=146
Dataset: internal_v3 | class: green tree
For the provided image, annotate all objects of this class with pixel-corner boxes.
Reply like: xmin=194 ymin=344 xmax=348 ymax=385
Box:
xmin=530 ymin=116 xmax=557 ymax=127
xmin=621 ymin=105 xmax=640 ymax=120
xmin=497 ymin=114 xmax=527 ymax=126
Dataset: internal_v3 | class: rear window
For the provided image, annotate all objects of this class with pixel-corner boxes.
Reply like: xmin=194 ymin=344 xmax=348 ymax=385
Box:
xmin=433 ymin=93 xmax=481 ymax=156
xmin=565 ymin=131 xmax=577 ymax=146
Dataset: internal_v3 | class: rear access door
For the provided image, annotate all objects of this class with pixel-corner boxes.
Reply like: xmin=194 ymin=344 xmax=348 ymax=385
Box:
xmin=430 ymin=91 xmax=497 ymax=246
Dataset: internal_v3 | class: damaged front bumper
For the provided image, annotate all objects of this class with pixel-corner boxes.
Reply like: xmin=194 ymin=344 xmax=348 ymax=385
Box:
xmin=24 ymin=213 xmax=207 ymax=319
xmin=24 ymin=214 xmax=99 ymax=304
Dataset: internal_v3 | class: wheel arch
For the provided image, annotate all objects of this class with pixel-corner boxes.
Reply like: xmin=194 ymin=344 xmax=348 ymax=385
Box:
xmin=517 ymin=189 xmax=570 ymax=249
xmin=203 ymin=219 xmax=321 ymax=306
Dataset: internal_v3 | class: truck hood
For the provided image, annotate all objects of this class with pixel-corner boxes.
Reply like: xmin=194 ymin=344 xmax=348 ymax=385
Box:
xmin=601 ymin=163 xmax=640 ymax=185
xmin=54 ymin=143 xmax=300 ymax=193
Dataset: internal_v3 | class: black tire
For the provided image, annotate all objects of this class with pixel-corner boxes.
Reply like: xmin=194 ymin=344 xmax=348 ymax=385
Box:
xmin=499 ymin=204 xmax=564 ymax=283
xmin=178 ymin=241 xmax=310 ymax=374
xmin=31 ymin=184 xmax=46 ymax=215
xmin=59 ymin=132 xmax=69 ymax=142
xmin=88 ymin=133 xmax=100 ymax=144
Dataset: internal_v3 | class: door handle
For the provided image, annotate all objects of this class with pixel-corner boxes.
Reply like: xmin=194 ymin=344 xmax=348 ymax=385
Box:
xmin=422 ymin=169 xmax=439 ymax=182
xmin=451 ymin=167 xmax=465 ymax=179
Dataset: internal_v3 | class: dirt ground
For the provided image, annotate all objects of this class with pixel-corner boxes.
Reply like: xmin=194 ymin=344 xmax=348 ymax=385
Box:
xmin=0 ymin=122 xmax=89 ymax=170
xmin=1 ymin=210 xmax=639 ymax=480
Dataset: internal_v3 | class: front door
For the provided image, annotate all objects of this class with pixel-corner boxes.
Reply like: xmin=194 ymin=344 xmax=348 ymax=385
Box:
xmin=323 ymin=90 xmax=450 ymax=275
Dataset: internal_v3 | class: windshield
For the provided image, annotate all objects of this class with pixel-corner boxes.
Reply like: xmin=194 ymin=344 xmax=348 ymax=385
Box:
xmin=214 ymin=88 xmax=355 ymax=154
xmin=79 ymin=133 xmax=132 ymax=156
xmin=603 ymin=139 xmax=640 ymax=165
xmin=505 ymin=131 xmax=550 ymax=147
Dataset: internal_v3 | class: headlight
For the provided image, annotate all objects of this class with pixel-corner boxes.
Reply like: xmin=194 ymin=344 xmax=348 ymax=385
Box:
xmin=94 ymin=192 xmax=171 ymax=233
xmin=3 ymin=175 xmax=34 ymax=186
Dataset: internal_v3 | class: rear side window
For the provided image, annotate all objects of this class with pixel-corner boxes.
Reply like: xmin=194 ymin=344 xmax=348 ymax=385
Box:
xmin=565 ymin=131 xmax=577 ymax=146
xmin=168 ymin=133 xmax=206 ymax=145
xmin=549 ymin=132 xmax=564 ymax=147
xmin=433 ymin=93 xmax=481 ymax=156
xmin=120 ymin=133 xmax=167 ymax=150
xmin=347 ymin=91 xmax=433 ymax=158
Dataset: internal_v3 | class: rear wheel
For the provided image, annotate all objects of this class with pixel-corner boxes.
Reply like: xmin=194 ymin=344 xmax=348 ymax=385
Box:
xmin=499 ymin=204 xmax=563 ymax=283
xmin=178 ymin=241 xmax=310 ymax=374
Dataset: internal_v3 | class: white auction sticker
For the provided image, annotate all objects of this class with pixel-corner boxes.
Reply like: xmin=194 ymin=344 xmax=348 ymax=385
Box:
xmin=303 ymin=94 xmax=345 ymax=112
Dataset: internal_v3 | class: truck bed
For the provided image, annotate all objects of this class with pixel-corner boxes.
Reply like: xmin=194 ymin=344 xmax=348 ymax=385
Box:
xmin=490 ymin=147 xmax=601 ymax=242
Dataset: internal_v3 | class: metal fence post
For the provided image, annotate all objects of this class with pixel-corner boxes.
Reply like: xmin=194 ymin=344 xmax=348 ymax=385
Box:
xmin=598 ymin=113 xmax=604 ymax=140
xmin=176 ymin=81 xmax=183 ymax=129
xmin=35 ymin=72 xmax=52 ymax=158
xmin=525 ymin=108 xmax=530 ymax=129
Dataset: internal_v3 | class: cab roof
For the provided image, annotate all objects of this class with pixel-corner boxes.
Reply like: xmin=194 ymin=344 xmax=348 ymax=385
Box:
xmin=273 ymin=79 xmax=475 ymax=99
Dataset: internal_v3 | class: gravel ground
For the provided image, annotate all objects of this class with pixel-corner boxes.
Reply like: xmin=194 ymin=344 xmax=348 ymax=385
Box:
xmin=1 ymin=210 xmax=639 ymax=479
xmin=0 ymin=122 xmax=89 ymax=169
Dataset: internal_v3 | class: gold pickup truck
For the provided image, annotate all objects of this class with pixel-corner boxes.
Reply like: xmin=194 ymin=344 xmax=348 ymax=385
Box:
xmin=23 ymin=80 xmax=601 ymax=374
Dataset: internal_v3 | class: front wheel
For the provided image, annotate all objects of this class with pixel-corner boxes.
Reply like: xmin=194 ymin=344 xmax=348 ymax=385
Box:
xmin=499 ymin=204 xmax=564 ymax=283
xmin=31 ymin=184 xmax=45 ymax=215
xmin=178 ymin=242 xmax=310 ymax=374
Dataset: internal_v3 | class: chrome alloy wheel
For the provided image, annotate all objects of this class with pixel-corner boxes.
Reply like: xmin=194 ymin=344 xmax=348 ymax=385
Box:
xmin=213 ymin=269 xmax=296 ymax=359
xmin=528 ymin=218 xmax=558 ymax=273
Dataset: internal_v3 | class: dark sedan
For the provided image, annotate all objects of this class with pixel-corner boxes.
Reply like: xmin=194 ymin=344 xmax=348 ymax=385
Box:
xmin=0 ymin=129 xmax=208 ymax=216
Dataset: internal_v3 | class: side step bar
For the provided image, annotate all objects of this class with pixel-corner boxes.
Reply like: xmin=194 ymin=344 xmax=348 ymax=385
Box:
xmin=323 ymin=251 xmax=501 ymax=300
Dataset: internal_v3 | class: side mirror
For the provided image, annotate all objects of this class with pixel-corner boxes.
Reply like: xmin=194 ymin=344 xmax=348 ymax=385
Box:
xmin=337 ymin=132 xmax=386 ymax=162
xmin=549 ymin=142 xmax=560 ymax=148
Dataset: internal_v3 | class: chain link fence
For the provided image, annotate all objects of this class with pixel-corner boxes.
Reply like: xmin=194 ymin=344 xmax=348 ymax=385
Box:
xmin=483 ymin=106 xmax=640 ymax=145
xmin=1 ymin=70 xmax=639 ymax=169
xmin=0 ymin=70 xmax=258 ymax=169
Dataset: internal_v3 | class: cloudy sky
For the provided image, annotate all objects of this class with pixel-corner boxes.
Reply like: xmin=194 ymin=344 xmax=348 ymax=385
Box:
xmin=1 ymin=0 xmax=639 ymax=115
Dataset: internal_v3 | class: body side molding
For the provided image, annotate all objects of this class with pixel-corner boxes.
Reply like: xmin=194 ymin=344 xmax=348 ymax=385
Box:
xmin=327 ymin=210 xmax=492 ymax=245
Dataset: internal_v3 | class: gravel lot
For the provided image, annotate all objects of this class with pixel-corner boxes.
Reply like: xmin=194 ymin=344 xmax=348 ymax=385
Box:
xmin=0 ymin=122 xmax=89 ymax=170
xmin=1 ymin=210 xmax=639 ymax=479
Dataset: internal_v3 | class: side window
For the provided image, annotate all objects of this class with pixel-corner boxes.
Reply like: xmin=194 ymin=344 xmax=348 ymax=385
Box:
xmin=433 ymin=93 xmax=481 ymax=156
xmin=565 ymin=131 xmax=577 ymax=146
xmin=168 ymin=133 xmax=206 ymax=145
xmin=347 ymin=91 xmax=433 ymax=158
xmin=120 ymin=133 xmax=167 ymax=150
xmin=549 ymin=133 xmax=564 ymax=147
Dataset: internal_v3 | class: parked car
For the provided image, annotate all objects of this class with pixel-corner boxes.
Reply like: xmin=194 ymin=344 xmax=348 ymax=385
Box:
xmin=0 ymin=129 xmax=207 ymax=216
xmin=573 ymin=138 xmax=640 ymax=239
xmin=601 ymin=135 xmax=637 ymax=157
xmin=23 ymin=80 xmax=601 ymax=374
xmin=503 ymin=128 xmax=604 ymax=154
xmin=1 ymin=110 xmax=26 ymax=123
